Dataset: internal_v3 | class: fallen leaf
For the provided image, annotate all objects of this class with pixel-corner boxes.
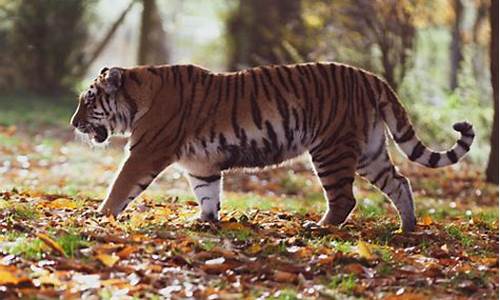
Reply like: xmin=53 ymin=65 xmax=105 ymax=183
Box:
xmin=205 ymin=257 xmax=225 ymax=265
xmin=0 ymin=265 xmax=30 ymax=285
xmin=37 ymin=233 xmax=65 ymax=256
xmin=45 ymin=198 xmax=78 ymax=210
xmin=201 ymin=263 xmax=232 ymax=274
xmin=384 ymin=292 xmax=429 ymax=300
xmin=117 ymin=245 xmax=136 ymax=259
xmin=357 ymin=240 xmax=375 ymax=260
xmin=273 ymin=270 xmax=297 ymax=283
xmin=0 ymin=270 xmax=19 ymax=285
xmin=246 ymin=243 xmax=262 ymax=255
xmin=220 ymin=222 xmax=247 ymax=231
xmin=343 ymin=263 xmax=365 ymax=275
xmin=421 ymin=215 xmax=433 ymax=226
xmin=96 ymin=253 xmax=120 ymax=267
xmin=34 ymin=273 xmax=61 ymax=287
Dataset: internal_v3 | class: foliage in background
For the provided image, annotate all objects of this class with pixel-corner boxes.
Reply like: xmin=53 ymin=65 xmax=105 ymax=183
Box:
xmin=226 ymin=0 xmax=314 ymax=69
xmin=1 ymin=0 xmax=94 ymax=95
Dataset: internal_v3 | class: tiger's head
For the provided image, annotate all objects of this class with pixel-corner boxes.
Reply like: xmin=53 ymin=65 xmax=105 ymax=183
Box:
xmin=71 ymin=67 xmax=135 ymax=144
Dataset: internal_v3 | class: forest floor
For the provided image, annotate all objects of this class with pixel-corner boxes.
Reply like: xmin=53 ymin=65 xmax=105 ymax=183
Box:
xmin=0 ymin=98 xmax=498 ymax=299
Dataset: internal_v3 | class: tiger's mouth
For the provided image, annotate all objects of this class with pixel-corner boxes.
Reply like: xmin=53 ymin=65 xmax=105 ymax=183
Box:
xmin=92 ymin=125 xmax=109 ymax=143
xmin=76 ymin=123 xmax=109 ymax=144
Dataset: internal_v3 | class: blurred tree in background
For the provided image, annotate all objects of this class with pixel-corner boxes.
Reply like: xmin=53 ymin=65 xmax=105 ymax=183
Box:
xmin=138 ymin=0 xmax=170 ymax=65
xmin=0 ymin=0 xmax=136 ymax=95
xmin=449 ymin=0 xmax=464 ymax=90
xmin=486 ymin=0 xmax=498 ymax=184
xmin=226 ymin=0 xmax=313 ymax=70
xmin=4 ymin=0 xmax=94 ymax=95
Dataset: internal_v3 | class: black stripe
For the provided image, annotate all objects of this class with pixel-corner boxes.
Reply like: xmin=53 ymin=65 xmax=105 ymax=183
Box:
xmin=358 ymin=140 xmax=386 ymax=169
xmin=265 ymin=121 xmax=279 ymax=149
xmin=250 ymin=92 xmax=263 ymax=130
xmin=138 ymin=182 xmax=150 ymax=190
xmin=380 ymin=175 xmax=390 ymax=191
xmin=316 ymin=63 xmax=332 ymax=96
xmin=394 ymin=127 xmax=415 ymax=143
xmin=240 ymin=71 xmax=246 ymax=98
xmin=282 ymin=66 xmax=300 ymax=99
xmin=372 ymin=165 xmax=392 ymax=185
xmin=457 ymin=140 xmax=470 ymax=151
xmin=189 ymin=174 xmax=221 ymax=183
xmin=275 ymin=66 xmax=291 ymax=93
xmin=446 ymin=150 xmax=458 ymax=163
xmin=359 ymin=71 xmax=378 ymax=110
xmin=129 ymin=72 xmax=141 ymax=85
xmin=129 ymin=133 xmax=145 ymax=151
xmin=409 ymin=142 xmax=425 ymax=161
xmin=318 ymin=165 xmax=350 ymax=178
xmin=428 ymin=152 xmax=441 ymax=167
xmin=187 ymin=65 xmax=194 ymax=81
xmin=231 ymin=73 xmax=241 ymax=138
xmin=317 ymin=151 xmax=358 ymax=169
xmin=147 ymin=67 xmax=159 ymax=75
xmin=259 ymin=72 xmax=273 ymax=102
xmin=323 ymin=177 xmax=354 ymax=191
xmin=250 ymin=69 xmax=260 ymax=97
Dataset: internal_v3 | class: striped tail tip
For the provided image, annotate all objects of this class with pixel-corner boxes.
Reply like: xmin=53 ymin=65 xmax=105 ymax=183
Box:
xmin=403 ymin=121 xmax=474 ymax=168
xmin=453 ymin=121 xmax=474 ymax=135
xmin=430 ymin=121 xmax=474 ymax=168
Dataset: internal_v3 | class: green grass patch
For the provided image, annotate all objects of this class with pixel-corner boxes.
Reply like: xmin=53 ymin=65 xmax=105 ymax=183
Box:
xmin=475 ymin=210 xmax=499 ymax=229
xmin=445 ymin=224 xmax=474 ymax=248
xmin=327 ymin=274 xmax=357 ymax=295
xmin=330 ymin=240 xmax=354 ymax=254
xmin=197 ymin=238 xmax=218 ymax=251
xmin=219 ymin=226 xmax=254 ymax=242
xmin=0 ymin=94 xmax=75 ymax=128
xmin=269 ymin=289 xmax=300 ymax=300
xmin=4 ymin=235 xmax=45 ymax=260
xmin=4 ymin=203 xmax=41 ymax=221
xmin=357 ymin=196 xmax=385 ymax=219
xmin=56 ymin=231 xmax=91 ymax=257
xmin=223 ymin=192 xmax=323 ymax=215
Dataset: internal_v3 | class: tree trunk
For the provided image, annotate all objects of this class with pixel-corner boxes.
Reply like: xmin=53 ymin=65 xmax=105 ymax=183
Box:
xmin=75 ymin=0 xmax=135 ymax=78
xmin=449 ymin=0 xmax=464 ymax=90
xmin=138 ymin=0 xmax=169 ymax=65
xmin=486 ymin=0 xmax=499 ymax=184
xmin=226 ymin=0 xmax=305 ymax=70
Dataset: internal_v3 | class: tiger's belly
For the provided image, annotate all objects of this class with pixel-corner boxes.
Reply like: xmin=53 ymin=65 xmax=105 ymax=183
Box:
xmin=178 ymin=131 xmax=308 ymax=173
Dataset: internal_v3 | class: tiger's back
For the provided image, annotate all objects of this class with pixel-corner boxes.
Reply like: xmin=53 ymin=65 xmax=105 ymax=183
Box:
xmin=176 ymin=63 xmax=379 ymax=172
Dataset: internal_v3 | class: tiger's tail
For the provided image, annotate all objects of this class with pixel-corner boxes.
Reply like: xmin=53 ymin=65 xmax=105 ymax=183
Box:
xmin=380 ymin=83 xmax=475 ymax=168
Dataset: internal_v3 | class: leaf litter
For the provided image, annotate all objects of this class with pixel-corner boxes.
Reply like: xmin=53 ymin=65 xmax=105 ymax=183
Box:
xmin=0 ymin=125 xmax=497 ymax=299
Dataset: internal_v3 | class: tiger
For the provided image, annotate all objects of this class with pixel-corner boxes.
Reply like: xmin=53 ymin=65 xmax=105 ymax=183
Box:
xmin=70 ymin=62 xmax=474 ymax=233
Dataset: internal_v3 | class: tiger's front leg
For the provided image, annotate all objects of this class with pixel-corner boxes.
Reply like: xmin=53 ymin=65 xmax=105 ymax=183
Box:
xmin=187 ymin=173 xmax=222 ymax=221
xmin=98 ymin=153 xmax=171 ymax=217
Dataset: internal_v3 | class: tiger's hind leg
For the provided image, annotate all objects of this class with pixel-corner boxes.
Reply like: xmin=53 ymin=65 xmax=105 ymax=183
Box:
xmin=187 ymin=172 xmax=222 ymax=221
xmin=310 ymin=141 xmax=360 ymax=226
xmin=357 ymin=129 xmax=416 ymax=232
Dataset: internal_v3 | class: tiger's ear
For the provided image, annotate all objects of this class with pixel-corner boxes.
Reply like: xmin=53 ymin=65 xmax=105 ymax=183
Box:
xmin=100 ymin=67 xmax=109 ymax=75
xmin=102 ymin=67 xmax=122 ymax=94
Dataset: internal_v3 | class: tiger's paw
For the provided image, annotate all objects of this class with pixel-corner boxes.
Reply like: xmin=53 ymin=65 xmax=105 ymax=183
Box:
xmin=318 ymin=212 xmax=344 ymax=226
xmin=199 ymin=211 xmax=219 ymax=223
xmin=318 ymin=207 xmax=353 ymax=227
xmin=400 ymin=215 xmax=417 ymax=234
